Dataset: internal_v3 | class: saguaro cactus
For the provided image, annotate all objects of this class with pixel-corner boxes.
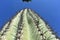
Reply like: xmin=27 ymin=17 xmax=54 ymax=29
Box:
xmin=0 ymin=9 xmax=60 ymax=40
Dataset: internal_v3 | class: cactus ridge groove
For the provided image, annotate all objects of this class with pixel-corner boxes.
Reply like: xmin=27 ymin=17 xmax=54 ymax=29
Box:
xmin=15 ymin=9 xmax=24 ymax=40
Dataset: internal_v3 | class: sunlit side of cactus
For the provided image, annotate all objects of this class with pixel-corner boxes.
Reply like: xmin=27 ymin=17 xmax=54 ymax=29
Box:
xmin=0 ymin=9 xmax=60 ymax=40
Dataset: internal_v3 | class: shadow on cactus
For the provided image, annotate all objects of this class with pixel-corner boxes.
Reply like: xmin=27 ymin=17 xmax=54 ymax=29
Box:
xmin=0 ymin=8 xmax=60 ymax=40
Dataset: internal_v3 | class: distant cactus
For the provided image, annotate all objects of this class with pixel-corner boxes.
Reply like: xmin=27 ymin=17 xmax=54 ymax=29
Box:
xmin=0 ymin=9 xmax=60 ymax=40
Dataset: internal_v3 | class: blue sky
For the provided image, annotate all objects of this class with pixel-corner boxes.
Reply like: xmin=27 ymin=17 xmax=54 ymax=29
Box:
xmin=0 ymin=0 xmax=60 ymax=37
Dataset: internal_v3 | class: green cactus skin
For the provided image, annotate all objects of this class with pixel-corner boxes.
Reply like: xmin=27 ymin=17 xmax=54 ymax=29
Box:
xmin=0 ymin=8 xmax=60 ymax=40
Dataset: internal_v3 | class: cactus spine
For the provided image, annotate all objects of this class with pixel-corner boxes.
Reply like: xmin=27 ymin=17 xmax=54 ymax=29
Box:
xmin=0 ymin=9 xmax=60 ymax=40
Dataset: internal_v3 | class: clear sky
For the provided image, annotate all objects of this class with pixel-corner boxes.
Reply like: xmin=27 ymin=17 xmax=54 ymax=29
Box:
xmin=0 ymin=0 xmax=60 ymax=37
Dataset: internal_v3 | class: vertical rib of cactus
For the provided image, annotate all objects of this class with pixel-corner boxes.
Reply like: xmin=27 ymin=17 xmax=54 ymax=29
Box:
xmin=38 ymin=18 xmax=58 ymax=40
xmin=15 ymin=9 xmax=24 ymax=40
xmin=35 ymin=13 xmax=59 ymax=40
xmin=0 ymin=22 xmax=9 ymax=35
xmin=28 ymin=9 xmax=43 ymax=40
xmin=0 ymin=22 xmax=10 ymax=40
xmin=27 ymin=13 xmax=42 ymax=40
xmin=0 ymin=10 xmax=23 ymax=40
xmin=21 ymin=9 xmax=31 ymax=40
xmin=21 ymin=9 xmax=41 ymax=40
xmin=29 ymin=9 xmax=59 ymax=40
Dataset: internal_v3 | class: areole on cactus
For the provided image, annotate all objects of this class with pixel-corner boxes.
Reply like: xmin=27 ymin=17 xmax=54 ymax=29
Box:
xmin=0 ymin=9 xmax=60 ymax=40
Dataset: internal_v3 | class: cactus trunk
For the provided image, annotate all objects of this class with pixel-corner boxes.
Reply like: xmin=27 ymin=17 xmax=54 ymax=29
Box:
xmin=0 ymin=9 xmax=60 ymax=40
